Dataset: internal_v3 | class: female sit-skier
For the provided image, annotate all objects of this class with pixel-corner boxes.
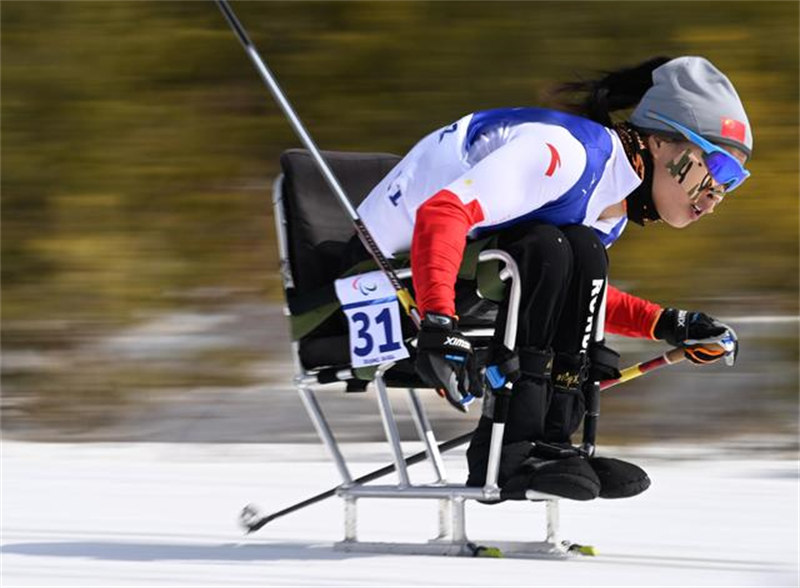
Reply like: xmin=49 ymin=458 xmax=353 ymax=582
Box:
xmin=344 ymin=56 xmax=748 ymax=500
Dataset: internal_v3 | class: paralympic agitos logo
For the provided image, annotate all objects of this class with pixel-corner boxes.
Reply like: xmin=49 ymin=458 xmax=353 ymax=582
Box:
xmin=352 ymin=276 xmax=379 ymax=296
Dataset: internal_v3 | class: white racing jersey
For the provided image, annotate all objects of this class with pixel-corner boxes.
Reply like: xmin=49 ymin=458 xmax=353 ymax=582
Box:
xmin=357 ymin=108 xmax=642 ymax=257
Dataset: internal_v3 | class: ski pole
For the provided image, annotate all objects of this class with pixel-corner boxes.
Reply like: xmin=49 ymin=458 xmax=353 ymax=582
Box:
xmin=214 ymin=1 xmax=419 ymax=326
xmin=239 ymin=346 xmax=687 ymax=534
xmin=600 ymin=337 xmax=736 ymax=390
xmin=215 ymin=0 xmax=480 ymax=413
xmin=240 ymin=432 xmax=473 ymax=534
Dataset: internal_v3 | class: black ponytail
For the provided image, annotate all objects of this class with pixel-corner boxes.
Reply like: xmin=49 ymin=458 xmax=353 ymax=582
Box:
xmin=553 ymin=56 xmax=673 ymax=126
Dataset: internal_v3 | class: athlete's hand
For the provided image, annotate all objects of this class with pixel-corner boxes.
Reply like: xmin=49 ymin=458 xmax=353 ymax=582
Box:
xmin=654 ymin=308 xmax=738 ymax=366
xmin=415 ymin=313 xmax=479 ymax=412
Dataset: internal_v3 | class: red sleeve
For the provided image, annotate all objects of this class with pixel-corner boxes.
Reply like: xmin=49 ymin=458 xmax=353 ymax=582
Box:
xmin=605 ymin=285 xmax=663 ymax=339
xmin=411 ymin=190 xmax=485 ymax=317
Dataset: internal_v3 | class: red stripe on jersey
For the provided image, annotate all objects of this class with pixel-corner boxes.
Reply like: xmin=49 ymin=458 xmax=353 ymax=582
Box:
xmin=411 ymin=190 xmax=485 ymax=317
xmin=605 ymin=285 xmax=663 ymax=339
xmin=545 ymin=143 xmax=561 ymax=177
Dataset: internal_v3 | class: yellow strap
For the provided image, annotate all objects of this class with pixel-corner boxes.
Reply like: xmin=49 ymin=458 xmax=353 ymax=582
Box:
xmin=615 ymin=364 xmax=644 ymax=384
xmin=396 ymin=288 xmax=419 ymax=320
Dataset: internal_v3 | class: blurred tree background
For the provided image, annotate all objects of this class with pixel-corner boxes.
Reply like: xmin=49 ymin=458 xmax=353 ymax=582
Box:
xmin=2 ymin=1 xmax=797 ymax=437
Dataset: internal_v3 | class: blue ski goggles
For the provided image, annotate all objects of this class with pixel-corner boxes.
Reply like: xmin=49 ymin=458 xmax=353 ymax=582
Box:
xmin=646 ymin=111 xmax=750 ymax=193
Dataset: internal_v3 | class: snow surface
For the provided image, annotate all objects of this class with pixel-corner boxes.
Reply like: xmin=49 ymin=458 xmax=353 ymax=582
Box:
xmin=1 ymin=441 xmax=798 ymax=587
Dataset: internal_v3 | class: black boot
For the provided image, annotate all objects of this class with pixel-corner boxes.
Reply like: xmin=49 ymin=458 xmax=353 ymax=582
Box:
xmin=466 ymin=415 xmax=492 ymax=487
xmin=500 ymin=351 xmax=604 ymax=501
xmin=465 ymin=347 xmax=553 ymax=487
xmin=466 ymin=416 xmax=535 ymax=488
xmin=502 ymin=453 xmax=601 ymax=501
xmin=588 ymin=456 xmax=651 ymax=498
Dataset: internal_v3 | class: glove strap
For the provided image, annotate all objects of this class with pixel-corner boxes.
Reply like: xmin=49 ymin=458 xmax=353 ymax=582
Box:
xmin=416 ymin=329 xmax=473 ymax=355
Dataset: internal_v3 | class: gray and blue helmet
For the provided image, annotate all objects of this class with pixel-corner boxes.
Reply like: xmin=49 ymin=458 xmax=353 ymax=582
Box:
xmin=630 ymin=56 xmax=752 ymax=158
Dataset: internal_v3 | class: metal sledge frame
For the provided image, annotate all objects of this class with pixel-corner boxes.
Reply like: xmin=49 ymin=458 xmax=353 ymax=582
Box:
xmin=274 ymin=173 xmax=601 ymax=558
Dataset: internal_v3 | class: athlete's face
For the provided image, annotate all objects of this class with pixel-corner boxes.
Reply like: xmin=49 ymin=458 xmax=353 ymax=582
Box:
xmin=648 ymin=135 xmax=747 ymax=228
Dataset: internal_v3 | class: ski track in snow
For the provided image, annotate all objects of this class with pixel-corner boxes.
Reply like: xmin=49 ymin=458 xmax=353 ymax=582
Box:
xmin=1 ymin=441 xmax=798 ymax=587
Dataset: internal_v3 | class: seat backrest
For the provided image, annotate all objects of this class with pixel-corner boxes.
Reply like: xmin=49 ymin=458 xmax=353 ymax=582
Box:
xmin=279 ymin=149 xmax=401 ymax=294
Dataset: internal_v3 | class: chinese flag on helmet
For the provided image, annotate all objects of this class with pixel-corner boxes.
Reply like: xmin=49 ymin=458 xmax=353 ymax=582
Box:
xmin=721 ymin=118 xmax=746 ymax=143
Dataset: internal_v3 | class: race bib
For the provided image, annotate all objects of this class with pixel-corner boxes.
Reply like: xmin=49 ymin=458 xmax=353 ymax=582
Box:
xmin=334 ymin=270 xmax=410 ymax=368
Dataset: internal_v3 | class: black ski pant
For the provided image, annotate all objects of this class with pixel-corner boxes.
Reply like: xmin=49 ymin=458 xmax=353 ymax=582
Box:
xmin=466 ymin=222 xmax=608 ymax=485
xmin=494 ymin=221 xmax=608 ymax=440
xmin=491 ymin=221 xmax=608 ymax=355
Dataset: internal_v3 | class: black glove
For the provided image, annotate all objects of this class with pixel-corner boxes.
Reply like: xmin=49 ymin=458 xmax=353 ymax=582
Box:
xmin=415 ymin=313 xmax=479 ymax=412
xmin=654 ymin=308 xmax=738 ymax=365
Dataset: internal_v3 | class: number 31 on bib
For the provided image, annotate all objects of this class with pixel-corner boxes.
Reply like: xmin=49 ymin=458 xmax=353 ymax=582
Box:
xmin=334 ymin=270 xmax=410 ymax=368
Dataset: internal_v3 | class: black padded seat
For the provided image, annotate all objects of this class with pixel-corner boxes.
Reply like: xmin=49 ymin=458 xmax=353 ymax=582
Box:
xmin=279 ymin=149 xmax=402 ymax=296
xmin=280 ymin=149 xmax=402 ymax=371
xmin=278 ymin=149 xmax=499 ymax=373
